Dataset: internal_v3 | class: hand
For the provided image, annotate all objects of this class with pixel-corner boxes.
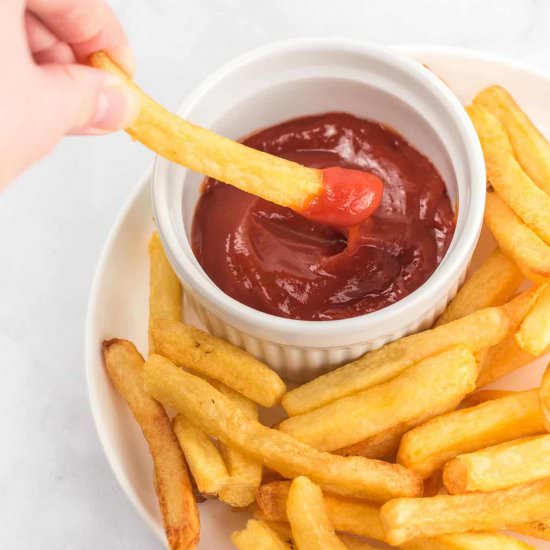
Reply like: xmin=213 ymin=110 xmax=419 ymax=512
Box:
xmin=0 ymin=0 xmax=140 ymax=188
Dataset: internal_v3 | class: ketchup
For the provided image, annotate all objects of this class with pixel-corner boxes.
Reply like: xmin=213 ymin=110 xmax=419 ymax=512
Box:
xmin=192 ymin=113 xmax=455 ymax=321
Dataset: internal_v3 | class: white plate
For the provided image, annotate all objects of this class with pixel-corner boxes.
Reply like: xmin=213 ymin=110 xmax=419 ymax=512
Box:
xmin=86 ymin=46 xmax=550 ymax=549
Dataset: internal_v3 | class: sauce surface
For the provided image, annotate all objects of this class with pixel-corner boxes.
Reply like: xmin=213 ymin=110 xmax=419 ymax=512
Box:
xmin=191 ymin=113 xmax=455 ymax=321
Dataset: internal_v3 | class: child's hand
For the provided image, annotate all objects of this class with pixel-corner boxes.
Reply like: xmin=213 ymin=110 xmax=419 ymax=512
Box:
xmin=1 ymin=0 xmax=140 ymax=188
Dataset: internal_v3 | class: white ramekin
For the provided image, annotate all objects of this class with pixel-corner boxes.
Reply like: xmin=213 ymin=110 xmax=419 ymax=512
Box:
xmin=152 ymin=39 xmax=485 ymax=382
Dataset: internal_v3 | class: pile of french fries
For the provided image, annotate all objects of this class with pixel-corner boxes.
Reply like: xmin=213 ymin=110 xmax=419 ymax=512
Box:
xmin=103 ymin=86 xmax=550 ymax=549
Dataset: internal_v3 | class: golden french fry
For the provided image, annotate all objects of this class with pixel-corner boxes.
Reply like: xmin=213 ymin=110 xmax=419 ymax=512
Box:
xmin=231 ymin=519 xmax=291 ymax=550
xmin=286 ymin=476 xmax=348 ymax=550
xmin=102 ymin=340 xmax=199 ymax=550
xmin=143 ymin=355 xmax=422 ymax=502
xmin=484 ymin=191 xmax=550 ymax=281
xmin=540 ymin=362 xmax=550 ymax=432
xmin=214 ymin=383 xmax=263 ymax=508
xmin=279 ymin=347 xmax=477 ymax=451
xmin=258 ymin=521 xmax=293 ymax=545
xmin=173 ymin=414 xmax=228 ymax=496
xmin=282 ymin=307 xmax=510 ymax=416
xmin=443 ymin=435 xmax=550 ymax=493
xmin=256 ymin=481 xmax=385 ymax=541
xmin=474 ymin=85 xmax=550 ymax=197
xmin=148 ymin=232 xmax=182 ymax=355
xmin=467 ymin=104 xmax=550 ymax=245
xmin=513 ymin=518 xmax=550 ymax=542
xmin=460 ymin=389 xmax=517 ymax=408
xmin=397 ymin=389 xmax=545 ymax=478
xmin=403 ymin=532 xmax=535 ymax=550
xmin=380 ymin=476 xmax=550 ymax=545
xmin=435 ymin=249 xmax=523 ymax=326
xmin=335 ymin=424 xmax=404 ymax=459
xmin=152 ymin=319 xmax=286 ymax=407
xmin=89 ymin=52 xmax=324 ymax=213
xmin=337 ymin=536 xmax=380 ymax=550
xmin=516 ymin=284 xmax=550 ymax=355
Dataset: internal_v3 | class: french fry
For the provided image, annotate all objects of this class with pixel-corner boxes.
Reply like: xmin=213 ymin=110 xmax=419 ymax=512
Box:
xmin=397 ymin=389 xmax=545 ymax=478
xmin=335 ymin=424 xmax=404 ymax=459
xmin=484 ymin=191 xmax=550 ymax=281
xmin=460 ymin=389 xmax=517 ymax=408
xmin=89 ymin=52 xmax=325 ymax=214
xmin=403 ymin=532 xmax=534 ymax=550
xmin=516 ymin=284 xmax=550 ymax=355
xmin=143 ymin=355 xmax=423 ymax=501
xmin=540 ymin=362 xmax=550 ymax=431
xmin=258 ymin=521 xmax=293 ymax=545
xmin=286 ymin=476 xmax=348 ymax=550
xmin=279 ymin=347 xmax=477 ymax=451
xmin=148 ymin=232 xmax=182 ymax=355
xmin=337 ymin=536 xmax=379 ymax=550
xmin=231 ymin=519 xmax=291 ymax=550
xmin=102 ymin=340 xmax=199 ymax=550
xmin=282 ymin=307 xmax=510 ymax=416
xmin=173 ymin=414 xmax=228 ymax=496
xmin=214 ymin=383 xmax=263 ymax=508
xmin=380 ymin=476 xmax=550 ymax=544
xmin=474 ymin=85 xmax=550 ymax=197
xmin=467 ymin=104 xmax=550 ymax=245
xmin=256 ymin=481 xmax=385 ymax=541
xmin=443 ymin=435 xmax=550 ymax=493
xmin=151 ymin=319 xmax=286 ymax=407
xmin=435 ymin=249 xmax=523 ymax=326
xmin=513 ymin=518 xmax=550 ymax=542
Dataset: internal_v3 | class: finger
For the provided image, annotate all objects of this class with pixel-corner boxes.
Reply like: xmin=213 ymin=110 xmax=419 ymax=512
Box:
xmin=27 ymin=0 xmax=134 ymax=74
xmin=25 ymin=12 xmax=75 ymax=65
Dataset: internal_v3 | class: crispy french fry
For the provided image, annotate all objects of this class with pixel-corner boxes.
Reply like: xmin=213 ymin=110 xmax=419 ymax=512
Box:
xmin=148 ymin=232 xmax=182 ymax=355
xmin=143 ymin=355 xmax=422 ymax=501
xmin=259 ymin=521 xmax=293 ymax=545
xmin=231 ymin=519 xmax=291 ymax=550
xmin=337 ymin=536 xmax=380 ymax=550
xmin=214 ymin=383 xmax=263 ymax=508
xmin=397 ymin=389 xmax=545 ymax=478
xmin=89 ymin=52 xmax=324 ymax=213
xmin=443 ymin=435 xmax=550 ymax=493
xmin=467 ymin=104 xmax=550 ymax=245
xmin=102 ymin=340 xmax=199 ymax=550
xmin=173 ymin=414 xmax=228 ymax=496
xmin=151 ymin=319 xmax=286 ymax=407
xmin=485 ymin=191 xmax=550 ymax=281
xmin=474 ymin=85 xmax=550 ymax=197
xmin=282 ymin=307 xmax=510 ymax=416
xmin=460 ymin=389 xmax=517 ymax=408
xmin=540 ymin=362 xmax=550 ymax=432
xmin=256 ymin=481 xmax=385 ymax=541
xmin=279 ymin=347 xmax=477 ymax=452
xmin=403 ymin=532 xmax=534 ymax=550
xmin=286 ymin=476 xmax=348 ymax=550
xmin=513 ymin=518 xmax=550 ymax=542
xmin=380 ymin=476 xmax=550 ymax=544
xmin=335 ymin=424 xmax=404 ymax=459
xmin=516 ymin=284 xmax=550 ymax=355
xmin=435 ymin=249 xmax=523 ymax=326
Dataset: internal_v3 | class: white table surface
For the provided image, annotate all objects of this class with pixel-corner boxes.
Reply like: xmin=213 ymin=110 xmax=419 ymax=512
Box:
xmin=2 ymin=1 xmax=550 ymax=548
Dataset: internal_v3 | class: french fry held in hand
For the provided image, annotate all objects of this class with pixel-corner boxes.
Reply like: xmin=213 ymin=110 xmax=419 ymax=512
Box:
xmin=256 ymin=480 xmax=385 ymax=541
xmin=443 ymin=434 xmax=550 ymax=493
xmin=173 ymin=414 xmax=228 ymax=496
xmin=279 ymin=346 xmax=477 ymax=452
xmin=460 ymin=389 xmax=517 ymax=408
xmin=540 ymin=362 xmax=550 ymax=431
xmin=148 ymin=232 xmax=182 ymax=354
xmin=102 ymin=339 xmax=199 ymax=550
xmin=402 ymin=532 xmax=535 ymax=550
xmin=435 ymin=249 xmax=523 ymax=326
xmin=282 ymin=306 xmax=510 ymax=416
xmin=467 ymin=104 xmax=550 ymax=245
xmin=516 ymin=284 xmax=550 ymax=355
xmin=231 ymin=519 xmax=291 ymax=550
xmin=151 ymin=319 xmax=286 ymax=407
xmin=143 ymin=354 xmax=422 ymax=502
xmin=286 ymin=476 xmax=347 ymax=550
xmin=474 ymin=85 xmax=550 ymax=197
xmin=485 ymin=190 xmax=550 ymax=281
xmin=397 ymin=389 xmax=545 ymax=478
xmin=380 ymin=476 xmax=550 ymax=545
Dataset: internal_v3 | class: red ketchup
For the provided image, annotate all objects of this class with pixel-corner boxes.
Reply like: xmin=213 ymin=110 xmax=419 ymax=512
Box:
xmin=192 ymin=113 xmax=455 ymax=321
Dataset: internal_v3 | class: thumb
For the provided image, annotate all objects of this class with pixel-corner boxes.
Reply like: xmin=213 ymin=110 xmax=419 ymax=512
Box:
xmin=37 ymin=63 xmax=140 ymax=138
